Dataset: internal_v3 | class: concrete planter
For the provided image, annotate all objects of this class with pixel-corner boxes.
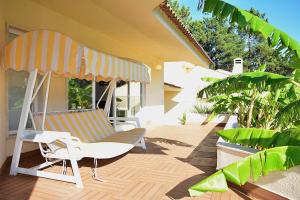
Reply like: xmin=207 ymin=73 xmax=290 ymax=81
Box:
xmin=217 ymin=116 xmax=300 ymax=200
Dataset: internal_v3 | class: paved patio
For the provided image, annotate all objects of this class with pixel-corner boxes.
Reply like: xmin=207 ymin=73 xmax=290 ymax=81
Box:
xmin=0 ymin=123 xmax=249 ymax=200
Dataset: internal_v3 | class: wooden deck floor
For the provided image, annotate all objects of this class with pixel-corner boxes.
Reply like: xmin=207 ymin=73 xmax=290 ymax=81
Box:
xmin=0 ymin=123 xmax=250 ymax=200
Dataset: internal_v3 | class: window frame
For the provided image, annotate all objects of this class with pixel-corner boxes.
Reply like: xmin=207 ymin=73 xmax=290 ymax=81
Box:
xmin=5 ymin=25 xmax=35 ymax=135
xmin=114 ymin=81 xmax=144 ymax=118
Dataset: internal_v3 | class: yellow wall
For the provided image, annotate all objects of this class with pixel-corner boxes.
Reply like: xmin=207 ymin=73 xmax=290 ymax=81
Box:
xmin=0 ymin=0 xmax=7 ymax=167
xmin=0 ymin=0 xmax=177 ymax=166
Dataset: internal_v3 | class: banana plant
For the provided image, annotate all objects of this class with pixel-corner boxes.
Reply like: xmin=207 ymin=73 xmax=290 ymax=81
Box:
xmin=196 ymin=0 xmax=300 ymax=127
xmin=189 ymin=128 xmax=300 ymax=196
xmin=199 ymin=71 xmax=299 ymax=129
xmin=199 ymin=71 xmax=291 ymax=97
xmin=189 ymin=0 xmax=300 ymax=197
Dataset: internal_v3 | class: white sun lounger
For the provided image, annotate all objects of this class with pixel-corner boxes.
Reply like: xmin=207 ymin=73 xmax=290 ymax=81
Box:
xmin=32 ymin=109 xmax=146 ymax=185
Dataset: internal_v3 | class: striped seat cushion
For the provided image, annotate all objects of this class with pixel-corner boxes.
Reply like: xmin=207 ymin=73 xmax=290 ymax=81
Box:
xmin=34 ymin=109 xmax=115 ymax=143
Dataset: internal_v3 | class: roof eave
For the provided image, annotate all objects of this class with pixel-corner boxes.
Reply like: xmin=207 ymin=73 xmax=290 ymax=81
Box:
xmin=159 ymin=2 xmax=214 ymax=66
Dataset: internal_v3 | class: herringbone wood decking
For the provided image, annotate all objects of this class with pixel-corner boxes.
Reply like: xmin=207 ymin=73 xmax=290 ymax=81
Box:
xmin=0 ymin=123 xmax=250 ymax=200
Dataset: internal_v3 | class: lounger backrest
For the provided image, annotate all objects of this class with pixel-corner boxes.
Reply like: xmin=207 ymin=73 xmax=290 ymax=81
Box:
xmin=34 ymin=109 xmax=116 ymax=143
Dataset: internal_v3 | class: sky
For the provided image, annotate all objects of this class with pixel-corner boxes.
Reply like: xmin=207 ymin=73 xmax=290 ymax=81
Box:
xmin=178 ymin=0 xmax=300 ymax=42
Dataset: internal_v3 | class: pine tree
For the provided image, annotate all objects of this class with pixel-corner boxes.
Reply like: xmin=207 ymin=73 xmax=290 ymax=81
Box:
xmin=189 ymin=18 xmax=245 ymax=70
xmin=167 ymin=0 xmax=291 ymax=74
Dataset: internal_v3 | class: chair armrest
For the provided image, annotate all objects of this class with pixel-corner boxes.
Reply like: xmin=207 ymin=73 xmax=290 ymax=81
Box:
xmin=109 ymin=117 xmax=141 ymax=128
xmin=22 ymin=130 xmax=72 ymax=144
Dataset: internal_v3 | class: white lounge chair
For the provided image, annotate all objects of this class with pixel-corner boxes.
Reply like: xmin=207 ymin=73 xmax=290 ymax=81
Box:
xmin=4 ymin=30 xmax=151 ymax=188
xmin=33 ymin=109 xmax=146 ymax=184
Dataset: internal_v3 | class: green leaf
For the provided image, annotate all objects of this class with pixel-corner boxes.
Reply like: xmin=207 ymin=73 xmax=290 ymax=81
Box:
xmin=198 ymin=72 xmax=290 ymax=98
xmin=213 ymin=1 xmax=226 ymax=17
xmin=290 ymin=58 xmax=300 ymax=69
xmin=260 ymin=24 xmax=275 ymax=39
xmin=217 ymin=128 xmax=300 ymax=148
xmin=189 ymin=171 xmax=228 ymax=196
xmin=219 ymin=3 xmax=236 ymax=19
xmin=201 ymin=77 xmax=221 ymax=83
xmin=276 ymin=100 xmax=300 ymax=128
xmin=203 ymin=0 xmax=218 ymax=13
xmin=251 ymin=153 xmax=263 ymax=181
xmin=280 ymin=31 xmax=290 ymax=47
xmin=294 ymin=70 xmax=300 ymax=82
xmin=271 ymin=31 xmax=281 ymax=47
xmin=256 ymin=64 xmax=267 ymax=72
xmin=189 ymin=146 xmax=300 ymax=196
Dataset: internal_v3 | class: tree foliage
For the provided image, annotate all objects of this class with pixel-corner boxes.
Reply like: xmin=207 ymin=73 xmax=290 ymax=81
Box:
xmin=198 ymin=71 xmax=299 ymax=129
xmin=167 ymin=0 xmax=294 ymax=74
xmin=167 ymin=0 xmax=192 ymax=28
xmin=189 ymin=18 xmax=245 ymax=70
xmin=276 ymin=99 xmax=300 ymax=128
xmin=68 ymin=79 xmax=92 ymax=110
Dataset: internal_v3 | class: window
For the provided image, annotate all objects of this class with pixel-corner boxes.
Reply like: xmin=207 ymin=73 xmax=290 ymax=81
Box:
xmin=7 ymin=70 xmax=30 ymax=131
xmin=6 ymin=26 xmax=34 ymax=132
xmin=115 ymin=81 xmax=129 ymax=117
xmin=115 ymin=81 xmax=143 ymax=117
xmin=129 ymin=82 xmax=141 ymax=116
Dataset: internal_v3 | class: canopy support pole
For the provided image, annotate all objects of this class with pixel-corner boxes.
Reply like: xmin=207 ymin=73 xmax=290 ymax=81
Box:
xmin=41 ymin=72 xmax=52 ymax=130
xmin=104 ymin=80 xmax=116 ymax=116
xmin=10 ymin=69 xmax=38 ymax=175
xmin=96 ymin=81 xmax=112 ymax=109
xmin=92 ymin=77 xmax=96 ymax=109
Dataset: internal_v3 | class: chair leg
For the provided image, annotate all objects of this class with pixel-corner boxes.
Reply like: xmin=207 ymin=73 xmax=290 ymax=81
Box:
xmin=140 ymin=138 xmax=146 ymax=150
xmin=69 ymin=157 xmax=83 ymax=188
xmin=92 ymin=158 xmax=104 ymax=182
xmin=62 ymin=160 xmax=67 ymax=175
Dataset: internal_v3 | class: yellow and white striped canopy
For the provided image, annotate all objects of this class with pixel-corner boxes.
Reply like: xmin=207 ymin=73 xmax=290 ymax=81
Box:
xmin=83 ymin=48 xmax=150 ymax=82
xmin=0 ymin=30 xmax=151 ymax=83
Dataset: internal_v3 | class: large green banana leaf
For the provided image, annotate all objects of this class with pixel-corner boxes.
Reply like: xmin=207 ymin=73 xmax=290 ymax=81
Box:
xmin=198 ymin=71 xmax=290 ymax=97
xmin=217 ymin=128 xmax=300 ymax=148
xmin=189 ymin=146 xmax=300 ymax=196
xmin=276 ymin=100 xmax=300 ymax=128
xmin=198 ymin=0 xmax=300 ymax=62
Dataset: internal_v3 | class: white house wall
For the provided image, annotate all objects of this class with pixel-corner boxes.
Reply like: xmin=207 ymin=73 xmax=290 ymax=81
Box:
xmin=141 ymin=64 xmax=165 ymax=126
xmin=164 ymin=62 xmax=229 ymax=124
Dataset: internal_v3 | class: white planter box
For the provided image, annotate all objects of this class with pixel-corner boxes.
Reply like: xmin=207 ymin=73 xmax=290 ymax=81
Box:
xmin=217 ymin=116 xmax=300 ymax=200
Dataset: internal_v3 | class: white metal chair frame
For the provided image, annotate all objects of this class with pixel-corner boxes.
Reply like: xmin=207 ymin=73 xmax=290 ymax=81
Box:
xmin=9 ymin=69 xmax=145 ymax=188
